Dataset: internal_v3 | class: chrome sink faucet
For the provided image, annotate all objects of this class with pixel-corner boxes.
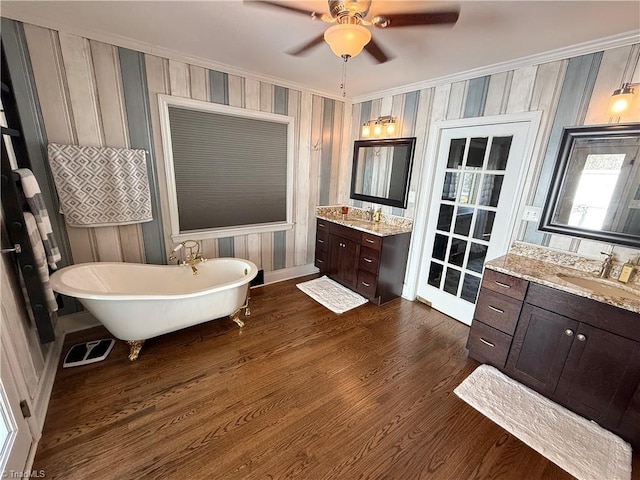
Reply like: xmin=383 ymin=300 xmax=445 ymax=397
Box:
xmin=366 ymin=206 xmax=375 ymax=221
xmin=599 ymin=251 xmax=614 ymax=278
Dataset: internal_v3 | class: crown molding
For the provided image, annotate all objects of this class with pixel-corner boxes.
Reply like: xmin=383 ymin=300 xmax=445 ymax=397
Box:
xmin=1 ymin=9 xmax=350 ymax=102
xmin=352 ymin=30 xmax=640 ymax=103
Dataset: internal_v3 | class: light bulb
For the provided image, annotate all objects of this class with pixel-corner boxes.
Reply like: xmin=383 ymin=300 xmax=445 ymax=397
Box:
xmin=385 ymin=122 xmax=396 ymax=136
xmin=607 ymin=84 xmax=636 ymax=116
xmin=361 ymin=123 xmax=371 ymax=138
xmin=609 ymin=96 xmax=632 ymax=114
xmin=373 ymin=122 xmax=382 ymax=137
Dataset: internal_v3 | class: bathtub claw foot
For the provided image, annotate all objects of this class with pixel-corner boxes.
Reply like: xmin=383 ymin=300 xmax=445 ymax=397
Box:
xmin=230 ymin=311 xmax=245 ymax=328
xmin=127 ymin=340 xmax=145 ymax=361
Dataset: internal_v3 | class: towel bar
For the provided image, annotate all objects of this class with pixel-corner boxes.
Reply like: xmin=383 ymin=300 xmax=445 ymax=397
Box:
xmin=1 ymin=243 xmax=22 ymax=254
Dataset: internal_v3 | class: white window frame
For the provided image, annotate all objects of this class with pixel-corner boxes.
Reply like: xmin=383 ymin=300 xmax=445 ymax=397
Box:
xmin=158 ymin=94 xmax=295 ymax=242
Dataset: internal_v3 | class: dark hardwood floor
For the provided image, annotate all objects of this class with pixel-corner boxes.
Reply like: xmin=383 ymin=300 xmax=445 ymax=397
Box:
xmin=35 ymin=275 xmax=639 ymax=479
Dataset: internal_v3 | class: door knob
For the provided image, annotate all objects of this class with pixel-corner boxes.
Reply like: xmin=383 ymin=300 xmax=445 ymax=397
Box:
xmin=564 ymin=329 xmax=574 ymax=336
xmin=577 ymin=334 xmax=586 ymax=342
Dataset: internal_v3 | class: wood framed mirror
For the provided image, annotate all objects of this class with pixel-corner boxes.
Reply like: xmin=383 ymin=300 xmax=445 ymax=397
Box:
xmin=350 ymin=137 xmax=416 ymax=209
xmin=540 ymin=123 xmax=640 ymax=247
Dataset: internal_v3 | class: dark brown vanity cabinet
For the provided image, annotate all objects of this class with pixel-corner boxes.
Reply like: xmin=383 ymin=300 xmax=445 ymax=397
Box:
xmin=315 ymin=220 xmax=330 ymax=274
xmin=314 ymin=219 xmax=411 ymax=305
xmin=505 ymin=304 xmax=579 ymax=395
xmin=468 ymin=271 xmax=640 ymax=449
xmin=328 ymin=224 xmax=360 ymax=290
xmin=466 ymin=269 xmax=527 ymax=369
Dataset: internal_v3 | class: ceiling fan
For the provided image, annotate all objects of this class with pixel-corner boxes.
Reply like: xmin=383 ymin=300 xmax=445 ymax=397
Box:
xmin=248 ymin=0 xmax=460 ymax=64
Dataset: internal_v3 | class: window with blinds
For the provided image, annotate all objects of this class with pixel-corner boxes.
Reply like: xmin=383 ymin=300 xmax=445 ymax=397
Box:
xmin=158 ymin=96 xmax=294 ymax=240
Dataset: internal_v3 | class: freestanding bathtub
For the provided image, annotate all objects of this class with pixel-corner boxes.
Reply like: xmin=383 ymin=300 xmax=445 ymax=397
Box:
xmin=50 ymin=258 xmax=258 ymax=360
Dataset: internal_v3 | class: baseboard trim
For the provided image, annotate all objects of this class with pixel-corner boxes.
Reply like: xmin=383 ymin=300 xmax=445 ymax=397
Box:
xmin=58 ymin=311 xmax=100 ymax=334
xmin=31 ymin=327 xmax=63 ymax=437
xmin=261 ymin=264 xmax=319 ymax=286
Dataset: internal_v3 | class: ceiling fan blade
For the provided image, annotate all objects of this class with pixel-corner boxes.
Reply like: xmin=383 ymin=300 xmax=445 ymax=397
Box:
xmin=364 ymin=38 xmax=391 ymax=64
xmin=372 ymin=10 xmax=460 ymax=28
xmin=287 ymin=34 xmax=326 ymax=56
xmin=245 ymin=1 xmax=319 ymax=18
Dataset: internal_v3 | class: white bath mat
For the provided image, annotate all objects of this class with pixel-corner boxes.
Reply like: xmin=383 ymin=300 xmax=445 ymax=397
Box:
xmin=454 ymin=364 xmax=632 ymax=480
xmin=296 ymin=275 xmax=368 ymax=314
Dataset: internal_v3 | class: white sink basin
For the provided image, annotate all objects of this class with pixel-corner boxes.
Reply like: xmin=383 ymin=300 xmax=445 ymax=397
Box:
xmin=556 ymin=274 xmax=640 ymax=301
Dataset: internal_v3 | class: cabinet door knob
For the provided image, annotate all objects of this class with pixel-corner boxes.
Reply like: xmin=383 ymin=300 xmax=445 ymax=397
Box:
xmin=577 ymin=333 xmax=586 ymax=342
xmin=565 ymin=329 xmax=574 ymax=337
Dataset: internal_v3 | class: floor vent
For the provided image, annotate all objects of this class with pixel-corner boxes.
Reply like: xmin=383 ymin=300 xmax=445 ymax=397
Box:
xmin=63 ymin=339 xmax=115 ymax=368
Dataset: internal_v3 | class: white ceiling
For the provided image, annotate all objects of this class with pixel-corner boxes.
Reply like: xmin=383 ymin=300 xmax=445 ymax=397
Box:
xmin=3 ymin=1 xmax=640 ymax=100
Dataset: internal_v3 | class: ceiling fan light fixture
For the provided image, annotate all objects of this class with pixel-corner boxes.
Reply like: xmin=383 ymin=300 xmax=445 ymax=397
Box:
xmin=323 ymin=23 xmax=371 ymax=59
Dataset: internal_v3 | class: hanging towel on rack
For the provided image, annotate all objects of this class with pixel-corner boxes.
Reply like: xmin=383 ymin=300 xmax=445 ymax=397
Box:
xmin=47 ymin=143 xmax=153 ymax=227
xmin=22 ymin=212 xmax=58 ymax=313
xmin=15 ymin=168 xmax=61 ymax=270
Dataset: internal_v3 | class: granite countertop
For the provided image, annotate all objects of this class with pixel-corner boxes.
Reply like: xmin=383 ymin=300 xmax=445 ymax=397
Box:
xmin=485 ymin=253 xmax=640 ymax=314
xmin=316 ymin=206 xmax=413 ymax=237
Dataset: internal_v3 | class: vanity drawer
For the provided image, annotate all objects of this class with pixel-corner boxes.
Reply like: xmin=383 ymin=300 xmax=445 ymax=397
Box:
xmin=315 ymin=249 xmax=328 ymax=272
xmin=474 ymin=288 xmax=522 ymax=336
xmin=467 ymin=320 xmax=512 ymax=369
xmin=357 ymin=270 xmax=377 ymax=299
xmin=317 ymin=218 xmax=329 ymax=232
xmin=482 ymin=269 xmax=528 ymax=301
xmin=316 ymin=229 xmax=329 ymax=252
xmin=361 ymin=232 xmax=382 ymax=251
xmin=359 ymin=247 xmax=380 ymax=274
xmin=330 ymin=223 xmax=362 ymax=243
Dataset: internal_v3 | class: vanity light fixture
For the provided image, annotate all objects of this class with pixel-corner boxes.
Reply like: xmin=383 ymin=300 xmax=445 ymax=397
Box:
xmin=607 ymin=82 xmax=639 ymax=116
xmin=361 ymin=115 xmax=397 ymax=138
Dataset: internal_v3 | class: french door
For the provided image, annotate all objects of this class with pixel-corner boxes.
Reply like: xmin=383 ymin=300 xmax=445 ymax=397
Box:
xmin=416 ymin=119 xmax=535 ymax=325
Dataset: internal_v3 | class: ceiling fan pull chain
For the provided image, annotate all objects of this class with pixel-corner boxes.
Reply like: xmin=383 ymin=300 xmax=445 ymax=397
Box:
xmin=340 ymin=55 xmax=349 ymax=97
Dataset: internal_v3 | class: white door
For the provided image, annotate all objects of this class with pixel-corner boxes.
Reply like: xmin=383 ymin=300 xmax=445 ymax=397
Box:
xmin=416 ymin=119 xmax=535 ymax=324
xmin=1 ymin=347 xmax=33 ymax=475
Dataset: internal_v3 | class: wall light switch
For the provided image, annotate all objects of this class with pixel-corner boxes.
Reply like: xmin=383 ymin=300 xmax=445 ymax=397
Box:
xmin=408 ymin=191 xmax=416 ymax=203
xmin=522 ymin=206 xmax=541 ymax=222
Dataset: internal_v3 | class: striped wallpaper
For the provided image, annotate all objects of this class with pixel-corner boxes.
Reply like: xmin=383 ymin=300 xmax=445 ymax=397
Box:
xmin=3 ymin=16 xmax=639 ymax=279
xmin=5 ymin=19 xmax=345 ymax=277
xmin=347 ymin=44 xmax=640 ymax=260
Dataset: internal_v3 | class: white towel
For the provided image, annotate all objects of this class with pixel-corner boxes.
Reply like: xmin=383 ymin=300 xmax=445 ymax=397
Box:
xmin=15 ymin=168 xmax=61 ymax=269
xmin=22 ymin=212 xmax=58 ymax=313
xmin=47 ymin=143 xmax=153 ymax=227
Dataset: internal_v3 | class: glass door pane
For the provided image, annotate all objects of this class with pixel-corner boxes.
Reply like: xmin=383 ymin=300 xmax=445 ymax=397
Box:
xmin=428 ymin=134 xmax=513 ymax=305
